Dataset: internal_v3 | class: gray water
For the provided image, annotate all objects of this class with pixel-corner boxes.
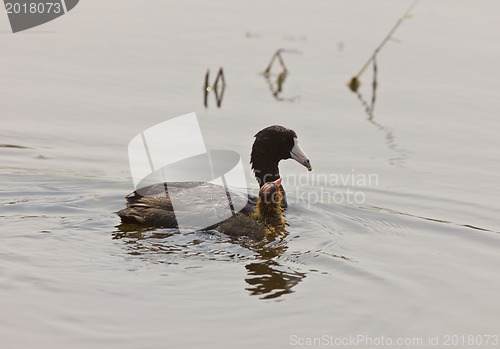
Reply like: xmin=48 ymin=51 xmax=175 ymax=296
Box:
xmin=1 ymin=1 xmax=500 ymax=348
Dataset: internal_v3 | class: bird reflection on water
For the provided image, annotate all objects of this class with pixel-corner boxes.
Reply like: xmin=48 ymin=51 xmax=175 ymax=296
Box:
xmin=112 ymin=227 xmax=307 ymax=300
xmin=245 ymin=259 xmax=306 ymax=300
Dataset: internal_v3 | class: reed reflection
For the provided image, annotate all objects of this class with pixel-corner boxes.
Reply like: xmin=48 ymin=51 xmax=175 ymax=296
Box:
xmin=348 ymin=1 xmax=418 ymax=166
xmin=262 ymin=49 xmax=299 ymax=102
xmin=350 ymin=55 xmax=408 ymax=166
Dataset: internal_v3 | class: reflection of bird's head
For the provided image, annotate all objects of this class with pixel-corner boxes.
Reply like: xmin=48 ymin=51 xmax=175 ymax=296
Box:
xmin=255 ymin=178 xmax=285 ymax=233
xmin=251 ymin=125 xmax=312 ymax=187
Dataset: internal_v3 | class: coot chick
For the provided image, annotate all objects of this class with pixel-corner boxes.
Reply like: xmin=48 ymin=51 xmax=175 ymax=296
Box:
xmin=217 ymin=178 xmax=285 ymax=241
xmin=117 ymin=125 xmax=311 ymax=227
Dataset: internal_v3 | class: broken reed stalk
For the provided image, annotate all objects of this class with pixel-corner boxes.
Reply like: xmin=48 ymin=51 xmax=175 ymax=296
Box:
xmin=204 ymin=70 xmax=211 ymax=91
xmin=348 ymin=0 xmax=419 ymax=92
xmin=214 ymin=68 xmax=225 ymax=108
xmin=204 ymin=67 xmax=226 ymax=108
xmin=213 ymin=68 xmax=225 ymax=90
xmin=263 ymin=49 xmax=288 ymax=77
xmin=369 ymin=55 xmax=378 ymax=117
xmin=204 ymin=69 xmax=210 ymax=107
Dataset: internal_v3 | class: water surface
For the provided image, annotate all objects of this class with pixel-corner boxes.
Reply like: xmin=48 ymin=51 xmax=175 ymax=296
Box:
xmin=1 ymin=1 xmax=500 ymax=348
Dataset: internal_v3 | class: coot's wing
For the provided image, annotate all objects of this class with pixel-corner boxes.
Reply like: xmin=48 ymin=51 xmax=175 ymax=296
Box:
xmin=116 ymin=182 xmax=254 ymax=229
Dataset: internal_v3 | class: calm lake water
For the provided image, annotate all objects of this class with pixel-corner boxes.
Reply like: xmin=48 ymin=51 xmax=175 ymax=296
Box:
xmin=1 ymin=1 xmax=500 ymax=348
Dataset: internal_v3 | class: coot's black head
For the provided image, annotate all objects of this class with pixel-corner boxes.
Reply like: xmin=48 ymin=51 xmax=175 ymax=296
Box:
xmin=250 ymin=125 xmax=312 ymax=187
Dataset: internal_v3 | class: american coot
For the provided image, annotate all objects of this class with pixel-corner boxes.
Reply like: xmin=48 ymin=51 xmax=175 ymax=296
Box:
xmin=251 ymin=125 xmax=312 ymax=187
xmin=217 ymin=178 xmax=285 ymax=241
xmin=116 ymin=125 xmax=311 ymax=230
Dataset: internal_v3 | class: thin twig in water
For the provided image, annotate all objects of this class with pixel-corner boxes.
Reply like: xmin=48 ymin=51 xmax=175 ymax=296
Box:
xmin=203 ymin=67 xmax=226 ymax=108
xmin=263 ymin=49 xmax=288 ymax=77
xmin=262 ymin=49 xmax=299 ymax=102
xmin=348 ymin=0 xmax=419 ymax=92
xmin=204 ymin=69 xmax=210 ymax=108
xmin=214 ymin=68 xmax=225 ymax=108
xmin=369 ymin=55 xmax=378 ymax=118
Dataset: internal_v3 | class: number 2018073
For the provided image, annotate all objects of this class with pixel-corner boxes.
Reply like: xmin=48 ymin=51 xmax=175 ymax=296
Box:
xmin=5 ymin=2 xmax=62 ymax=14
